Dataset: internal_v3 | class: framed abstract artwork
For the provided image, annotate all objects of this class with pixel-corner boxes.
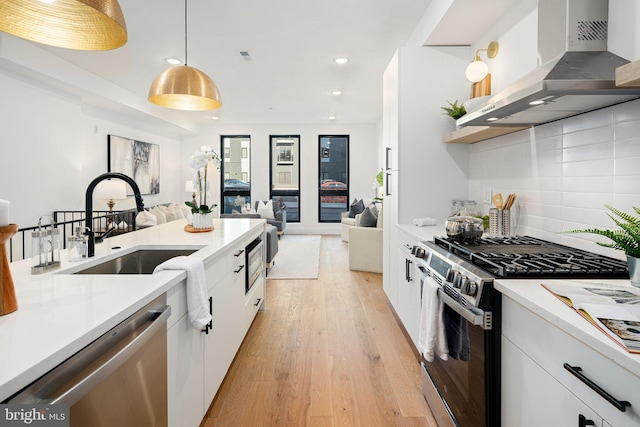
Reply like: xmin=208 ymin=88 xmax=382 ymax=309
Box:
xmin=108 ymin=135 xmax=160 ymax=195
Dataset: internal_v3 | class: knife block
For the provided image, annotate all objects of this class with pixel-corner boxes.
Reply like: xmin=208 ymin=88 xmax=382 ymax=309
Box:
xmin=0 ymin=224 xmax=19 ymax=316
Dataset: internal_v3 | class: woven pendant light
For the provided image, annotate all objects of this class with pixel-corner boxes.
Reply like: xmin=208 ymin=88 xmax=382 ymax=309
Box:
xmin=148 ymin=0 xmax=221 ymax=111
xmin=0 ymin=0 xmax=127 ymax=51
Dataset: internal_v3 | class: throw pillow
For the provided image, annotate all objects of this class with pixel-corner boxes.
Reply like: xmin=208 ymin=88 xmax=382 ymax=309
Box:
xmin=349 ymin=198 xmax=365 ymax=218
xmin=136 ymin=210 xmax=157 ymax=228
xmin=170 ymin=203 xmax=185 ymax=219
xmin=150 ymin=206 xmax=166 ymax=224
xmin=358 ymin=206 xmax=378 ymax=227
xmin=376 ymin=204 xmax=383 ymax=228
xmin=257 ymin=200 xmax=275 ymax=219
xmin=156 ymin=205 xmax=172 ymax=222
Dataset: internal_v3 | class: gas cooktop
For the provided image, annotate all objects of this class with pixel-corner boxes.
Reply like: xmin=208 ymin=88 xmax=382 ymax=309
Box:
xmin=432 ymin=235 xmax=630 ymax=279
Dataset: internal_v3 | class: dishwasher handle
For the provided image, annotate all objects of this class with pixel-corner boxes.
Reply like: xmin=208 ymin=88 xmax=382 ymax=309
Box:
xmin=49 ymin=304 xmax=171 ymax=406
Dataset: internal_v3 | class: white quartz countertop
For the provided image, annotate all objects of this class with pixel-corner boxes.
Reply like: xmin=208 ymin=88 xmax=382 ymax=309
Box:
xmin=396 ymin=222 xmax=443 ymax=243
xmin=495 ymin=278 xmax=640 ymax=377
xmin=0 ymin=218 xmax=265 ymax=401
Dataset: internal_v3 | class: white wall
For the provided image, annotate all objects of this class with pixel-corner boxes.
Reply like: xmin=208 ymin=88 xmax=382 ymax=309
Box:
xmin=181 ymin=123 xmax=378 ymax=234
xmin=0 ymin=71 xmax=183 ymax=228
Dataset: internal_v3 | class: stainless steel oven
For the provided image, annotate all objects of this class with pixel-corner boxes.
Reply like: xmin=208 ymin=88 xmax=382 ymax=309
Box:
xmin=246 ymin=236 xmax=264 ymax=293
xmin=417 ymin=235 xmax=630 ymax=427
xmin=419 ymin=242 xmax=500 ymax=427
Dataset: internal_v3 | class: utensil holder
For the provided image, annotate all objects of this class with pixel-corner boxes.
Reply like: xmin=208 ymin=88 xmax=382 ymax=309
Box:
xmin=0 ymin=224 xmax=19 ymax=316
xmin=489 ymin=208 xmax=500 ymax=236
xmin=500 ymin=209 xmax=512 ymax=237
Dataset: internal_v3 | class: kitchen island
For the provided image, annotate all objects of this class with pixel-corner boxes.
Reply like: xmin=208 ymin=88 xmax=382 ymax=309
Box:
xmin=0 ymin=217 xmax=266 ymax=416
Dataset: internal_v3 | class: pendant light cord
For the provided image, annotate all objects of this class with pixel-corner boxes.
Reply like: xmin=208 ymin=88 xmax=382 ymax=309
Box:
xmin=184 ymin=0 xmax=188 ymax=66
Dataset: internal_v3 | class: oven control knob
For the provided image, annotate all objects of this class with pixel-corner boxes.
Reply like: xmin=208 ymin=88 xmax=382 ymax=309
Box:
xmin=447 ymin=270 xmax=458 ymax=284
xmin=453 ymin=273 xmax=464 ymax=289
xmin=459 ymin=277 xmax=470 ymax=292
xmin=462 ymin=280 xmax=478 ymax=297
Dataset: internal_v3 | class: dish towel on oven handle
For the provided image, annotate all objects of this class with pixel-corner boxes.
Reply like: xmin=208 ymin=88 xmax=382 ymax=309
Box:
xmin=153 ymin=256 xmax=212 ymax=330
xmin=444 ymin=305 xmax=471 ymax=361
xmin=418 ymin=274 xmax=449 ymax=362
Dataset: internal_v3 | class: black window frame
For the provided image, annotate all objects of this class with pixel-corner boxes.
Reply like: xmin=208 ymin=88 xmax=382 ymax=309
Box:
xmin=269 ymin=135 xmax=301 ymax=223
xmin=318 ymin=135 xmax=349 ymax=223
xmin=220 ymin=135 xmax=252 ymax=214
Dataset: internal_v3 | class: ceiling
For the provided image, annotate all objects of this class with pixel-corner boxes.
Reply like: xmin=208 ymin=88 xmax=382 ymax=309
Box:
xmin=36 ymin=0 xmax=431 ymax=127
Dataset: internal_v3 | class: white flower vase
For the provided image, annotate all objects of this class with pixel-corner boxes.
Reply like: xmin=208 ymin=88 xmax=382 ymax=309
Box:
xmin=192 ymin=213 xmax=214 ymax=230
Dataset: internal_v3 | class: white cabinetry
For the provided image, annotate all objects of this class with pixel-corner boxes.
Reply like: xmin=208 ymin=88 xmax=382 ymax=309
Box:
xmin=381 ymin=46 xmax=469 ymax=305
xmin=502 ymin=296 xmax=640 ymax=427
xmin=167 ymin=227 xmax=266 ymax=427
xmin=394 ymin=229 xmax=422 ymax=349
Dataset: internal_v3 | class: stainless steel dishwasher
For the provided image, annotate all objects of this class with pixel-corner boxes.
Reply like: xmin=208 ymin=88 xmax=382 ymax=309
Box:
xmin=5 ymin=294 xmax=170 ymax=427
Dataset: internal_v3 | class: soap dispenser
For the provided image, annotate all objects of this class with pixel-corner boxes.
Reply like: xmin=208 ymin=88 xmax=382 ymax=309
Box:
xmin=31 ymin=215 xmax=60 ymax=274
xmin=68 ymin=226 xmax=89 ymax=262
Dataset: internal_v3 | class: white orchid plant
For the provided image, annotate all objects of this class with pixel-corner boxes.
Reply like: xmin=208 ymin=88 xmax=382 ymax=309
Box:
xmin=186 ymin=145 xmax=221 ymax=214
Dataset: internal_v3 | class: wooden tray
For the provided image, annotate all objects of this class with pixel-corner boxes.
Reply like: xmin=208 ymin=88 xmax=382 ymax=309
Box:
xmin=184 ymin=225 xmax=214 ymax=233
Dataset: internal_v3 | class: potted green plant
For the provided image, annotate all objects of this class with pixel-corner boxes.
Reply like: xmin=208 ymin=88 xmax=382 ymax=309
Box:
xmin=441 ymin=100 xmax=467 ymax=120
xmin=563 ymin=205 xmax=640 ymax=287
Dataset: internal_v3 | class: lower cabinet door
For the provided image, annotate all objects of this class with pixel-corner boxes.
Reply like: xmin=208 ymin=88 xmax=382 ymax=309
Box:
xmin=203 ymin=271 xmax=245 ymax=406
xmin=502 ymin=336 xmax=603 ymax=427
xmin=167 ymin=314 xmax=204 ymax=427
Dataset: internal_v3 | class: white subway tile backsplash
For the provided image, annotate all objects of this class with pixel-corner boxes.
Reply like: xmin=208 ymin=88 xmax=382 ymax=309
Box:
xmin=614 ymin=120 xmax=640 ymax=141
xmin=614 ymin=98 xmax=640 ymax=124
xmin=468 ymin=101 xmax=639 ymax=255
xmin=615 ymin=138 xmax=640 ymax=158
xmin=615 ymin=157 xmax=640 ymax=177
xmin=562 ymin=158 xmax=613 ymax=177
xmin=563 ymin=125 xmax=614 ymax=148
xmin=562 ymin=107 xmax=614 ymax=134
xmin=562 ymin=142 xmax=613 ymax=163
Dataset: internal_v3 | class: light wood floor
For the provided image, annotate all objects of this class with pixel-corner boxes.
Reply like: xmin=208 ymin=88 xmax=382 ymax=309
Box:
xmin=201 ymin=235 xmax=437 ymax=427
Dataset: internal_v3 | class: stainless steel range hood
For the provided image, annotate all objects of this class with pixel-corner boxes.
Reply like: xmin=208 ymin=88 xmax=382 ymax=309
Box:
xmin=457 ymin=0 xmax=640 ymax=127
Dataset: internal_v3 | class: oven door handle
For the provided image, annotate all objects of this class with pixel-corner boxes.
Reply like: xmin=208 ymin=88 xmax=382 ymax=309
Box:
xmin=437 ymin=288 xmax=485 ymax=327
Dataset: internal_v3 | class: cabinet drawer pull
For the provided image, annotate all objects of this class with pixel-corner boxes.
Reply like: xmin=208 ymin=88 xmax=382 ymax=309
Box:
xmin=202 ymin=296 xmax=213 ymax=334
xmin=234 ymin=249 xmax=245 ymax=257
xmin=234 ymin=265 xmax=245 ymax=274
xmin=254 ymin=297 xmax=262 ymax=307
xmin=578 ymin=414 xmax=595 ymax=427
xmin=563 ymin=363 xmax=631 ymax=412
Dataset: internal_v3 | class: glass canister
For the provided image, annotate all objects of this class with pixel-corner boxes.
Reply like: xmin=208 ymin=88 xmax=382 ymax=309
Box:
xmin=68 ymin=227 xmax=89 ymax=262
xmin=459 ymin=200 xmax=479 ymax=217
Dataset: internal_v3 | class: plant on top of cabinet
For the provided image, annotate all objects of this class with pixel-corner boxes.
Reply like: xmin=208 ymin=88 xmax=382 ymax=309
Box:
xmin=441 ymin=100 xmax=466 ymax=120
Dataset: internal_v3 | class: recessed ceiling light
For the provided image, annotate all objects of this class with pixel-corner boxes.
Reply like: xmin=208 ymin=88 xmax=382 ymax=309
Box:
xmin=529 ymin=100 xmax=545 ymax=106
xmin=487 ymin=117 xmax=499 ymax=122
xmin=211 ymin=115 xmax=220 ymax=120
xmin=329 ymin=115 xmax=336 ymax=120
xmin=165 ymin=58 xmax=182 ymax=65
xmin=334 ymin=57 xmax=349 ymax=65
xmin=331 ymin=90 xmax=343 ymax=96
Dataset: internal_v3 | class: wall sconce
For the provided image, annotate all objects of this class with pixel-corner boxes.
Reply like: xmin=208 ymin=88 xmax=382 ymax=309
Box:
xmin=466 ymin=41 xmax=499 ymax=83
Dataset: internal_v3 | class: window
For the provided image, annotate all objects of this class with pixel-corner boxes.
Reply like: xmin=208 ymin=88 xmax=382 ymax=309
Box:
xmin=270 ymin=135 xmax=300 ymax=222
xmin=319 ymin=135 xmax=349 ymax=222
xmin=220 ymin=136 xmax=251 ymax=214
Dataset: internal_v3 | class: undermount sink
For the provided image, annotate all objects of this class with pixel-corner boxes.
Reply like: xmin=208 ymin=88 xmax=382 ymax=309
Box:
xmin=72 ymin=249 xmax=199 ymax=275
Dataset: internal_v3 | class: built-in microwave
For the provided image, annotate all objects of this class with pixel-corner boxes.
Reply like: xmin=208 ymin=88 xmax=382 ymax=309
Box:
xmin=245 ymin=237 xmax=264 ymax=293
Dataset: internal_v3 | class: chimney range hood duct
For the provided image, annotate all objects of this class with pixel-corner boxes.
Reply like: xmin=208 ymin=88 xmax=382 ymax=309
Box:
xmin=457 ymin=0 xmax=640 ymax=127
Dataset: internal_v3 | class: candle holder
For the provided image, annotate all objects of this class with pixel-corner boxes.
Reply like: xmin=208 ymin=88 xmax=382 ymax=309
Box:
xmin=0 ymin=224 xmax=19 ymax=316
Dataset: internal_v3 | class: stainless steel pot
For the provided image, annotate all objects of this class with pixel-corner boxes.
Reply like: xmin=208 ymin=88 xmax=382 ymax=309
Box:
xmin=445 ymin=216 xmax=484 ymax=242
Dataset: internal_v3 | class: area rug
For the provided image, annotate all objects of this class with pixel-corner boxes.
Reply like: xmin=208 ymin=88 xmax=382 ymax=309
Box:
xmin=266 ymin=235 xmax=321 ymax=280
